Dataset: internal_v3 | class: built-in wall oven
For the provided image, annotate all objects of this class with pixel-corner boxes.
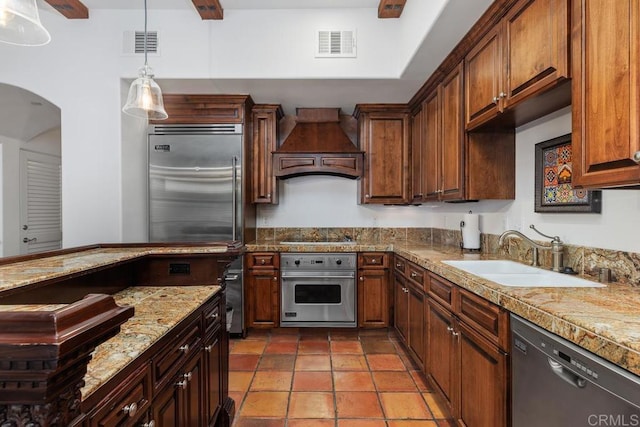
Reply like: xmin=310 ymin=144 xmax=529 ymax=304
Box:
xmin=280 ymin=253 xmax=357 ymax=328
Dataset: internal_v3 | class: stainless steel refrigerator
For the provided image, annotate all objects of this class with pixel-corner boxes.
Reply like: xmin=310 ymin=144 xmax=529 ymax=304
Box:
xmin=148 ymin=124 xmax=248 ymax=335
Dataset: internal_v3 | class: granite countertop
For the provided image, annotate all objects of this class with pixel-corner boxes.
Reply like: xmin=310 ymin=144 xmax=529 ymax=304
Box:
xmin=0 ymin=246 xmax=231 ymax=294
xmin=247 ymin=239 xmax=640 ymax=377
xmin=81 ymin=285 xmax=221 ymax=399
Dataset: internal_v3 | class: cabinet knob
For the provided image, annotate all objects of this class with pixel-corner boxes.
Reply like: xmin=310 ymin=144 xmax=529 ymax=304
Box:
xmin=179 ymin=344 xmax=189 ymax=353
xmin=396 ymin=263 xmax=402 ymax=268
xmin=209 ymin=312 xmax=219 ymax=319
xmin=372 ymin=259 xmax=377 ymax=264
xmin=360 ymin=276 xmax=364 ymax=281
xmin=176 ymin=380 xmax=188 ymax=389
xmin=261 ymin=259 xmax=266 ymax=265
xmin=633 ymin=151 xmax=640 ymax=164
xmin=122 ymin=402 xmax=138 ymax=417
xmin=205 ymin=345 xmax=213 ymax=353
xmin=410 ymin=272 xmax=417 ymax=278
xmin=183 ymin=371 xmax=192 ymax=381
xmin=446 ymin=326 xmax=454 ymax=334
xmin=273 ymin=276 xmax=277 ymax=281
xmin=492 ymin=96 xmax=499 ymax=104
xmin=267 ymin=193 xmax=271 ymax=198
xmin=499 ymin=91 xmax=506 ymax=98
xmin=452 ymin=331 xmax=460 ymax=338
xmin=365 ymin=194 xmax=371 ymax=198
xmin=141 ymin=421 xmax=156 ymax=427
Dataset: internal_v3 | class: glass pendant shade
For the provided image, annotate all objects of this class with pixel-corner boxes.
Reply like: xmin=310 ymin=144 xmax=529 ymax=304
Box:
xmin=0 ymin=0 xmax=51 ymax=46
xmin=123 ymin=64 xmax=168 ymax=120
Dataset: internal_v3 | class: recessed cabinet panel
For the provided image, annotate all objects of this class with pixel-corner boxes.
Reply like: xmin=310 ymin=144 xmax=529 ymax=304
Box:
xmin=572 ymin=0 xmax=640 ymax=187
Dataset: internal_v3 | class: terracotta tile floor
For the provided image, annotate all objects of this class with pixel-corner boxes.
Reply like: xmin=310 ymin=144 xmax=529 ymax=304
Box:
xmin=230 ymin=328 xmax=454 ymax=427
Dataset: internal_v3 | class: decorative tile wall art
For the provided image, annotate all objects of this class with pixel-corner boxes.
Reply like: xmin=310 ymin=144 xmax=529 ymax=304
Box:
xmin=534 ymin=134 xmax=601 ymax=213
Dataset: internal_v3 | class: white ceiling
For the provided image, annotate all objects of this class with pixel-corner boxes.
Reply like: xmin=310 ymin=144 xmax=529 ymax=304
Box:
xmin=69 ymin=0 xmax=379 ymax=10
xmin=4 ymin=0 xmax=492 ymax=141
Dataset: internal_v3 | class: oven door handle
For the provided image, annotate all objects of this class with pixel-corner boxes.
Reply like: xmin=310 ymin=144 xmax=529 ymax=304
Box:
xmin=281 ymin=273 xmax=355 ymax=279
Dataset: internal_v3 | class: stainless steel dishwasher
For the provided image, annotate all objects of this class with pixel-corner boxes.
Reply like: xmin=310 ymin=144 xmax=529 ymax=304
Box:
xmin=511 ymin=314 xmax=640 ymax=427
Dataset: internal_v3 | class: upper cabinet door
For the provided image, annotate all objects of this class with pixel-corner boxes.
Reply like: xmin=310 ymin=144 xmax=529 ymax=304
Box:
xmin=572 ymin=0 xmax=640 ymax=187
xmin=357 ymin=108 xmax=410 ymax=204
xmin=504 ymin=0 xmax=569 ymax=107
xmin=410 ymin=107 xmax=425 ymax=202
xmin=251 ymin=105 xmax=283 ymax=204
xmin=422 ymin=91 xmax=441 ymax=201
xmin=465 ymin=26 xmax=503 ymax=129
xmin=440 ymin=63 xmax=465 ymax=201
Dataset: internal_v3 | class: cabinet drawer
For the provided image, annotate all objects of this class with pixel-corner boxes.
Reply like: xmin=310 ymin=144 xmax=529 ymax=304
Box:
xmin=89 ymin=363 xmax=152 ymax=427
xmin=406 ymin=262 xmax=425 ymax=289
xmin=247 ymin=252 xmax=279 ymax=268
xmin=457 ymin=287 xmax=509 ymax=350
xmin=153 ymin=315 xmax=202 ymax=389
xmin=428 ymin=273 xmax=454 ymax=309
xmin=203 ymin=296 xmax=222 ymax=338
xmin=359 ymin=253 xmax=389 ymax=269
xmin=394 ymin=257 xmax=407 ymax=275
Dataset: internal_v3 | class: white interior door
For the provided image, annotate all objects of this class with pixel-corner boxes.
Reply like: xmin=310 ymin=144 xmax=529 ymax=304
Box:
xmin=19 ymin=150 xmax=62 ymax=254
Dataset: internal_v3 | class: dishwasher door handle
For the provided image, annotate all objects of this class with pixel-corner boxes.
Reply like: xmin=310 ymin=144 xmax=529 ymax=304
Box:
xmin=548 ymin=358 xmax=587 ymax=389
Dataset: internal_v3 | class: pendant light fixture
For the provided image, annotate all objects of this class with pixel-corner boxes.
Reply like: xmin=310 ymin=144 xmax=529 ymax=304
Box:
xmin=0 ymin=0 xmax=51 ymax=46
xmin=122 ymin=0 xmax=168 ymax=120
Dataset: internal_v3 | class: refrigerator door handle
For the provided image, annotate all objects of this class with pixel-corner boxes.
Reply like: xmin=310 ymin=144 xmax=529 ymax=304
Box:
xmin=232 ymin=156 xmax=238 ymax=241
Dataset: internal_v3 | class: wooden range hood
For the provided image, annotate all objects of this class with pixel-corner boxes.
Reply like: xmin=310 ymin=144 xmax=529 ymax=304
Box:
xmin=273 ymin=108 xmax=364 ymax=179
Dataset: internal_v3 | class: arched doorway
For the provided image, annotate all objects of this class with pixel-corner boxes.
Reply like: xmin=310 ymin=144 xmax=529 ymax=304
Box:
xmin=0 ymin=83 xmax=61 ymax=257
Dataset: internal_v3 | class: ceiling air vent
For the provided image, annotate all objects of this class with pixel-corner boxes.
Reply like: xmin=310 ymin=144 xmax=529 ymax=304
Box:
xmin=122 ymin=31 xmax=160 ymax=56
xmin=316 ymin=30 xmax=356 ymax=58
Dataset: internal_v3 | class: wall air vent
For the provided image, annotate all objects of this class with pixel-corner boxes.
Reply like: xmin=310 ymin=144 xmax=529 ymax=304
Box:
xmin=122 ymin=31 xmax=160 ymax=56
xmin=316 ymin=30 xmax=356 ymax=58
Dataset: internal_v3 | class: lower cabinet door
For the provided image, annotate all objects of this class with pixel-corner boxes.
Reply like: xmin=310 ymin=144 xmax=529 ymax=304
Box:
xmin=153 ymin=378 xmax=181 ymax=426
xmin=393 ymin=274 xmax=409 ymax=341
xmin=407 ymin=285 xmax=425 ymax=368
xmin=183 ymin=352 xmax=205 ymax=427
xmin=358 ymin=268 xmax=389 ymax=327
xmin=205 ymin=334 xmax=222 ymax=425
xmin=457 ymin=320 xmax=508 ymax=427
xmin=426 ymin=300 xmax=455 ymax=410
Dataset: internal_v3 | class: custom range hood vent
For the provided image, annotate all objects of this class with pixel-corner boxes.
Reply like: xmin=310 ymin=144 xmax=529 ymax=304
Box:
xmin=273 ymin=108 xmax=364 ymax=179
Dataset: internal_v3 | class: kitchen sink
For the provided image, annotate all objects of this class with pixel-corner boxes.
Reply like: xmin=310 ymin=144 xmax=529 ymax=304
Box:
xmin=441 ymin=260 xmax=605 ymax=288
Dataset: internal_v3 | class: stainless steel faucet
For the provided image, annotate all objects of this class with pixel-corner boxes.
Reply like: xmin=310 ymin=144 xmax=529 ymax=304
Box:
xmin=498 ymin=225 xmax=564 ymax=272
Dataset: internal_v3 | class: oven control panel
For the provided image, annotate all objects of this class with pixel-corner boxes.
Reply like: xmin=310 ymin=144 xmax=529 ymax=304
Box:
xmin=281 ymin=253 xmax=357 ymax=271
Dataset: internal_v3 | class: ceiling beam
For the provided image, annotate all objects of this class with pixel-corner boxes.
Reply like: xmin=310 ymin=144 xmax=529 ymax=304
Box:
xmin=43 ymin=0 xmax=88 ymax=19
xmin=378 ymin=0 xmax=407 ymax=18
xmin=191 ymin=0 xmax=224 ymax=20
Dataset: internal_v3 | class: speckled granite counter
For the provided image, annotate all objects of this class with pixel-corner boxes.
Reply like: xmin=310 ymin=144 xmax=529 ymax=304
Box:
xmin=0 ymin=246 xmax=230 ymax=294
xmin=81 ymin=285 xmax=220 ymax=399
xmin=247 ymin=240 xmax=640 ymax=377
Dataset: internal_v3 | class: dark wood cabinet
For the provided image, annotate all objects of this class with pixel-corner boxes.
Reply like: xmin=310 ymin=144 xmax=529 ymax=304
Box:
xmin=357 ymin=253 xmax=390 ymax=328
xmin=410 ymin=106 xmax=426 ymax=202
xmin=251 ymin=104 xmax=283 ymax=204
xmin=245 ymin=252 xmax=280 ymax=328
xmin=425 ymin=273 xmax=509 ymax=427
xmin=204 ymin=333 xmax=222 ymax=426
xmin=426 ymin=298 xmax=456 ymax=409
xmin=465 ymin=0 xmax=570 ymax=130
xmin=393 ymin=257 xmax=426 ymax=370
xmin=572 ymin=0 xmax=640 ymax=187
xmin=354 ymin=105 xmax=410 ymax=204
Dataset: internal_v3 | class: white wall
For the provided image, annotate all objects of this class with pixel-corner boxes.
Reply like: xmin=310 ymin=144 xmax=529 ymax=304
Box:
xmin=259 ymin=107 xmax=640 ymax=254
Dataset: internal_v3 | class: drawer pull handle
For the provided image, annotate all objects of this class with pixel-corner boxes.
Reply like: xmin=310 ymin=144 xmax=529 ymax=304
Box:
xmin=183 ymin=371 xmax=192 ymax=381
xmin=209 ymin=312 xmax=219 ymax=319
xmin=176 ymin=380 xmax=188 ymax=389
xmin=179 ymin=344 xmax=190 ymax=353
xmin=410 ymin=272 xmax=418 ymax=278
xmin=205 ymin=345 xmax=213 ymax=352
xmin=122 ymin=402 xmax=138 ymax=417
xmin=396 ymin=263 xmax=402 ymax=268
xmin=141 ymin=421 xmax=156 ymax=427
xmin=261 ymin=259 xmax=266 ymax=265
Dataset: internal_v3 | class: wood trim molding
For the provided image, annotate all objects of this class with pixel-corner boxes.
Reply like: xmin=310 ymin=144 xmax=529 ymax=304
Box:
xmin=191 ymin=0 xmax=224 ymax=20
xmin=408 ymin=0 xmax=519 ymax=109
xmin=43 ymin=0 xmax=88 ymax=19
xmin=378 ymin=0 xmax=407 ymax=18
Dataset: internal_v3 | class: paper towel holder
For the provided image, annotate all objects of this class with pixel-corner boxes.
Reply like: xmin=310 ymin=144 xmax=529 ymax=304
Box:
xmin=460 ymin=210 xmax=481 ymax=252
